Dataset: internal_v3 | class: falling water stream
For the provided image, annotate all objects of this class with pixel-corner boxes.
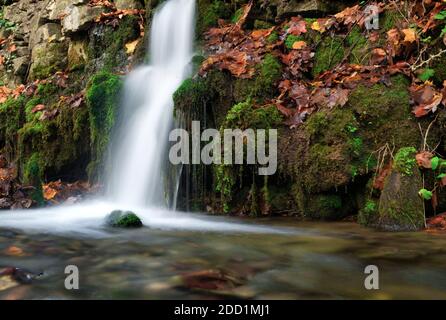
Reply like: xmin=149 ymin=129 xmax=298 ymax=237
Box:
xmin=108 ymin=0 xmax=196 ymax=207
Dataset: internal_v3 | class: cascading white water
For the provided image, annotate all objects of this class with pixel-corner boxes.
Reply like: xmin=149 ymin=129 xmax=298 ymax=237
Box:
xmin=108 ymin=0 xmax=196 ymax=207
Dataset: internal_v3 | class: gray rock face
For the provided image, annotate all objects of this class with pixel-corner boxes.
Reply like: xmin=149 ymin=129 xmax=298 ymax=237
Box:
xmin=115 ymin=0 xmax=142 ymax=10
xmin=46 ymin=0 xmax=88 ymax=21
xmin=61 ymin=4 xmax=105 ymax=34
xmin=12 ymin=56 xmax=29 ymax=76
xmin=260 ymin=0 xmax=353 ymax=20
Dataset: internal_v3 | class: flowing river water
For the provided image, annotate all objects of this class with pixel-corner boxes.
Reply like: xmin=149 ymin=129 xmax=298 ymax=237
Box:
xmin=1 ymin=220 xmax=446 ymax=299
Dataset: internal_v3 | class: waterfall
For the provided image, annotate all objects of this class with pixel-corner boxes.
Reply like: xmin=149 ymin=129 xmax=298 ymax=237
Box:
xmin=0 ymin=0 xmax=282 ymax=236
xmin=107 ymin=0 xmax=196 ymax=208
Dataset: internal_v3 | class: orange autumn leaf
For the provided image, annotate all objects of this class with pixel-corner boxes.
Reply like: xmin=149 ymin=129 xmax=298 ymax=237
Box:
xmin=292 ymin=40 xmax=307 ymax=50
xmin=402 ymin=28 xmax=417 ymax=43
xmin=4 ymin=246 xmax=24 ymax=257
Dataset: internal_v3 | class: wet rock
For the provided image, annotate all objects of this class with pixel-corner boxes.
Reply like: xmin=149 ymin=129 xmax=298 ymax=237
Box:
xmin=68 ymin=39 xmax=88 ymax=69
xmin=260 ymin=0 xmax=353 ymax=20
xmin=46 ymin=0 xmax=88 ymax=21
xmin=62 ymin=4 xmax=106 ymax=34
xmin=105 ymin=210 xmax=143 ymax=228
xmin=115 ymin=0 xmax=142 ymax=10
xmin=0 ymin=198 xmax=13 ymax=209
xmin=29 ymin=41 xmax=68 ymax=80
xmin=30 ymin=23 xmax=64 ymax=49
xmin=0 ymin=267 xmax=38 ymax=292
xmin=12 ymin=56 xmax=29 ymax=76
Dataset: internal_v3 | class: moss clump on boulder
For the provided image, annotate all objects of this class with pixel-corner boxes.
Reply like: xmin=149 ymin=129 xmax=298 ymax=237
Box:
xmin=23 ymin=153 xmax=44 ymax=206
xmin=196 ymin=0 xmax=231 ymax=36
xmin=106 ymin=210 xmax=143 ymax=228
xmin=377 ymin=147 xmax=425 ymax=231
xmin=215 ymin=99 xmax=283 ymax=213
xmin=86 ymin=71 xmax=123 ymax=180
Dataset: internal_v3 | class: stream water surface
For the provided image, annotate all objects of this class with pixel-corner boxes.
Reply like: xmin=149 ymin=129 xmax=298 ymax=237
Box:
xmin=1 ymin=218 xmax=446 ymax=300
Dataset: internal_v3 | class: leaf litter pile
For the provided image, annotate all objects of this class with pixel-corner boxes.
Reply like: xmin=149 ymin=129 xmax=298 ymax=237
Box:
xmin=199 ymin=0 xmax=446 ymax=127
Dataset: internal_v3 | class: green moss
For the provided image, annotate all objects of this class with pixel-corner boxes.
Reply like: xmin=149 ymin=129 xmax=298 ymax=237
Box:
xmin=312 ymin=36 xmax=345 ymax=77
xmin=253 ymin=53 xmax=282 ymax=98
xmin=431 ymin=53 xmax=446 ymax=85
xmin=86 ymin=71 xmax=123 ymax=180
xmin=215 ymin=164 xmax=236 ymax=213
xmin=305 ymin=194 xmax=343 ymax=220
xmin=358 ymin=199 xmax=378 ymax=226
xmin=349 ymin=75 xmax=410 ymax=127
xmin=231 ymin=7 xmax=244 ymax=24
xmin=285 ymin=34 xmax=304 ymax=49
xmin=393 ymin=147 xmax=417 ymax=176
xmin=266 ymin=31 xmax=279 ymax=44
xmin=381 ymin=10 xmax=401 ymax=32
xmin=0 ymin=96 xmax=26 ymax=150
xmin=216 ymin=99 xmax=283 ymax=213
xmin=23 ymin=153 xmax=44 ymax=206
xmin=197 ymin=0 xmax=231 ymax=35
xmin=223 ymin=99 xmax=283 ymax=129
xmin=301 ymin=108 xmax=361 ymax=193
xmin=254 ymin=20 xmax=273 ymax=29
xmin=346 ymin=26 xmax=369 ymax=64
xmin=350 ymin=137 xmax=363 ymax=156
xmin=173 ymin=77 xmax=208 ymax=113
xmin=88 ymin=15 xmax=140 ymax=71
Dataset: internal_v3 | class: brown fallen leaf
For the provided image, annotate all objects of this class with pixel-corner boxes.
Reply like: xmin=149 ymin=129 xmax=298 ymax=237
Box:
xmin=31 ymin=104 xmax=45 ymax=114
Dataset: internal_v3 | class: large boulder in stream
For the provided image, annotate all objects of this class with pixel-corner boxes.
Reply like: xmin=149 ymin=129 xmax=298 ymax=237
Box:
xmin=106 ymin=210 xmax=143 ymax=228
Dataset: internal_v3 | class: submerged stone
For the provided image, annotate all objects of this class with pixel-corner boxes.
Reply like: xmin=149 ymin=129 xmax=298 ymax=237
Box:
xmin=106 ymin=210 xmax=143 ymax=228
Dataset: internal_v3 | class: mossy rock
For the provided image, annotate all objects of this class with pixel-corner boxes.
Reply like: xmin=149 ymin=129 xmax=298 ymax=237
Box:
xmin=305 ymin=194 xmax=344 ymax=220
xmin=346 ymin=26 xmax=369 ymax=64
xmin=22 ymin=153 xmax=45 ymax=206
xmin=106 ymin=210 xmax=143 ymax=228
xmin=312 ymin=35 xmax=345 ymax=78
xmin=358 ymin=198 xmax=379 ymax=226
xmin=29 ymin=42 xmax=68 ymax=80
xmin=86 ymin=71 xmax=123 ymax=180
xmin=196 ymin=0 xmax=232 ymax=37
xmin=377 ymin=163 xmax=425 ymax=231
